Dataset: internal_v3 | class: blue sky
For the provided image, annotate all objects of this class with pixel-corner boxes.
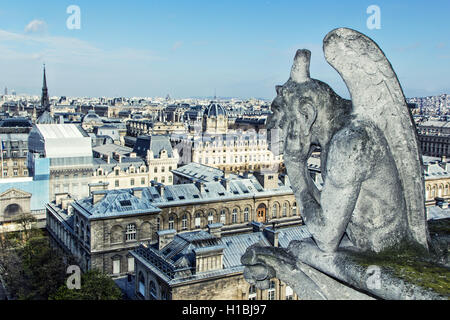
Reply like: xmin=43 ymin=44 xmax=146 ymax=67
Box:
xmin=0 ymin=0 xmax=449 ymax=99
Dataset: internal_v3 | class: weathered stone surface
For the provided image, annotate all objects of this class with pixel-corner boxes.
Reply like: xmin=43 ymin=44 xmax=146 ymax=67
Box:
xmin=242 ymin=27 xmax=439 ymax=299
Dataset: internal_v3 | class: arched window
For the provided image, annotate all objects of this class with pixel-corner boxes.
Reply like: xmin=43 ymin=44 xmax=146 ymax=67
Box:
xmin=268 ymin=280 xmax=276 ymax=300
xmin=244 ymin=207 xmax=249 ymax=222
xmin=248 ymin=285 xmax=257 ymax=300
xmin=282 ymin=203 xmax=287 ymax=217
xmin=182 ymin=214 xmax=188 ymax=230
xmin=126 ymin=224 xmax=136 ymax=241
xmin=208 ymin=211 xmax=214 ymax=224
xmin=168 ymin=215 xmax=175 ymax=230
xmin=272 ymin=204 xmax=278 ymax=218
xmin=292 ymin=202 xmax=297 ymax=216
xmin=149 ymin=280 xmax=157 ymax=299
xmin=232 ymin=208 xmax=238 ymax=224
xmin=195 ymin=213 xmax=201 ymax=228
xmin=156 ymin=218 xmax=160 ymax=231
xmin=220 ymin=209 xmax=226 ymax=224
xmin=286 ymin=286 xmax=294 ymax=300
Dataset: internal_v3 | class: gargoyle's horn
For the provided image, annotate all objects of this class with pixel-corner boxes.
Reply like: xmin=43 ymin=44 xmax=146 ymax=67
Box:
xmin=290 ymin=49 xmax=311 ymax=83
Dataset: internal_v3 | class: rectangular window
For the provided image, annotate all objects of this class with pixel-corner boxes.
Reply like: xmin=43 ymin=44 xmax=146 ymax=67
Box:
xmin=128 ymin=257 xmax=135 ymax=272
xmin=113 ymin=260 xmax=121 ymax=274
xmin=115 ymin=180 xmax=119 ymax=187
xmin=141 ymin=178 xmax=145 ymax=185
xmin=131 ymin=178 xmax=135 ymax=186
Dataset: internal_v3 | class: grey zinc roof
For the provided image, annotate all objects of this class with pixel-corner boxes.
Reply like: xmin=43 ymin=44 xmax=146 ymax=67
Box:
xmin=74 ymin=189 xmax=160 ymax=219
xmin=132 ymin=225 xmax=312 ymax=285
xmin=172 ymin=162 xmax=224 ymax=182
xmin=93 ymin=143 xmax=132 ymax=156
xmin=221 ymin=232 xmax=270 ymax=268
xmin=133 ymin=135 xmax=174 ymax=158
xmin=427 ymin=206 xmax=450 ymax=220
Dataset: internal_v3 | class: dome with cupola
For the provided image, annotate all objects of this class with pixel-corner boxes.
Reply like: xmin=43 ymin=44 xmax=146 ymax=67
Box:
xmin=203 ymin=101 xmax=227 ymax=118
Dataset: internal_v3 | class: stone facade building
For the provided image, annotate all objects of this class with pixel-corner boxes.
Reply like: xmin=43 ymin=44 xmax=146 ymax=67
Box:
xmin=131 ymin=224 xmax=310 ymax=300
xmin=417 ymin=120 xmax=450 ymax=158
xmin=46 ymin=169 xmax=299 ymax=277
xmin=172 ymin=102 xmax=283 ymax=173
xmin=0 ymin=188 xmax=32 ymax=233
xmin=1 ymin=133 xmax=29 ymax=178
xmin=423 ymin=156 xmax=450 ymax=206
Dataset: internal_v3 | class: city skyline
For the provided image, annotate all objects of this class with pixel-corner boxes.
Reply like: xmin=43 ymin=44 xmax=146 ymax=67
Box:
xmin=0 ymin=0 xmax=449 ymax=99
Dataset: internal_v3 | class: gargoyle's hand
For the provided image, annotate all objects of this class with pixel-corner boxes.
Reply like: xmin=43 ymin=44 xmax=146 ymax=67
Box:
xmin=284 ymin=120 xmax=311 ymax=163
xmin=241 ymin=244 xmax=297 ymax=290
xmin=241 ymin=242 xmax=328 ymax=300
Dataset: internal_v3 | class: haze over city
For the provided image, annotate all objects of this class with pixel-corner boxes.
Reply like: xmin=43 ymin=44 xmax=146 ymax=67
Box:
xmin=0 ymin=0 xmax=449 ymax=99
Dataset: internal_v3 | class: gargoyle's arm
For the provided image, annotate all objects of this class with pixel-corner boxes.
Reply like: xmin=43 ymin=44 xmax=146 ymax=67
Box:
xmin=293 ymin=127 xmax=373 ymax=252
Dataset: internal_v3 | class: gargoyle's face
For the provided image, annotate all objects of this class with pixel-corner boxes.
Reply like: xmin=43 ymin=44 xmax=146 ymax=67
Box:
xmin=268 ymin=82 xmax=311 ymax=142
xmin=267 ymin=85 xmax=286 ymax=131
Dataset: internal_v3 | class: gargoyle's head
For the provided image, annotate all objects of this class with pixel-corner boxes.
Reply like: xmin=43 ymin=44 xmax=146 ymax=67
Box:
xmin=268 ymin=49 xmax=351 ymax=149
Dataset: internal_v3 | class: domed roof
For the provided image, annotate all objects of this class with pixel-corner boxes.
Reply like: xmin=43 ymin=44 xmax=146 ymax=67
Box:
xmin=82 ymin=110 xmax=103 ymax=123
xmin=203 ymin=102 xmax=227 ymax=118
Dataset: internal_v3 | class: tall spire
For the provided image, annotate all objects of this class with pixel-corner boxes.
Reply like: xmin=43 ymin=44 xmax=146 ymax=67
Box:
xmin=41 ymin=63 xmax=50 ymax=111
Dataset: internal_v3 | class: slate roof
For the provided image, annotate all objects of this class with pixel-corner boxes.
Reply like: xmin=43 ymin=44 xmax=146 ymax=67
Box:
xmin=93 ymin=143 xmax=132 ymax=157
xmin=132 ymin=225 xmax=312 ymax=285
xmin=73 ymin=189 xmax=161 ymax=219
xmin=427 ymin=205 xmax=450 ymax=220
xmin=172 ymin=162 xmax=224 ymax=182
xmin=133 ymin=135 xmax=174 ymax=158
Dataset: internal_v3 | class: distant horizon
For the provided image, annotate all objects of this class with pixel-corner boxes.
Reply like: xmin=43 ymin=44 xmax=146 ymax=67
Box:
xmin=1 ymin=0 xmax=449 ymax=99
xmin=3 ymin=90 xmax=449 ymax=102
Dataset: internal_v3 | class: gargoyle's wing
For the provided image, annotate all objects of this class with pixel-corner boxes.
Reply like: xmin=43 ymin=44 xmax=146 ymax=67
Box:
xmin=323 ymin=28 xmax=429 ymax=250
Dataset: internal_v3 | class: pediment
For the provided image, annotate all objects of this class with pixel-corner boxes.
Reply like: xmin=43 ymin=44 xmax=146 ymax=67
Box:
xmin=0 ymin=188 xmax=32 ymax=200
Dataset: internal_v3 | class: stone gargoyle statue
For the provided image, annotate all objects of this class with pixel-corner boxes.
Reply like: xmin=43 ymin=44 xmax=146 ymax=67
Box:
xmin=241 ymin=28 xmax=436 ymax=300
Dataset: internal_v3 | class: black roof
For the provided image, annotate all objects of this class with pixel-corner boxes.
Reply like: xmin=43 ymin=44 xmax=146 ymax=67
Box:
xmin=0 ymin=117 xmax=32 ymax=128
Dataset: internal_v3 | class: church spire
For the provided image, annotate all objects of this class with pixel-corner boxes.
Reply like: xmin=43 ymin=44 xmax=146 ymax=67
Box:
xmin=41 ymin=64 xmax=50 ymax=111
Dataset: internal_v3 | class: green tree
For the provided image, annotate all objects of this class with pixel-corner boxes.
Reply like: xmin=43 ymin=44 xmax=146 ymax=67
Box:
xmin=0 ymin=214 xmax=77 ymax=300
xmin=50 ymin=270 xmax=123 ymax=300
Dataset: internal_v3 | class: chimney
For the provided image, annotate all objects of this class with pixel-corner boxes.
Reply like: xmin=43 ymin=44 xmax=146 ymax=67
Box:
xmin=207 ymin=223 xmax=223 ymax=238
xmin=251 ymin=221 xmax=265 ymax=233
xmin=133 ymin=187 xmax=143 ymax=199
xmin=194 ymin=246 xmax=224 ymax=273
xmin=156 ymin=184 xmax=165 ymax=197
xmin=92 ymin=190 xmax=107 ymax=205
xmin=438 ymin=201 xmax=449 ymax=209
xmin=280 ymin=174 xmax=290 ymax=186
xmin=89 ymin=182 xmax=109 ymax=195
xmin=220 ymin=178 xmax=229 ymax=191
xmin=55 ymin=193 xmax=69 ymax=206
xmin=195 ymin=181 xmax=205 ymax=193
xmin=263 ymin=226 xmax=279 ymax=247
xmin=60 ymin=196 xmax=74 ymax=210
xmin=254 ymin=171 xmax=279 ymax=190
xmin=157 ymin=229 xmax=176 ymax=250
xmin=440 ymin=156 xmax=448 ymax=171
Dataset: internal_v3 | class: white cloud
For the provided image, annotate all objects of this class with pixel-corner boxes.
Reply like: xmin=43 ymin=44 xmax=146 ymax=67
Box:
xmin=24 ymin=19 xmax=47 ymax=34
xmin=172 ymin=41 xmax=183 ymax=51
